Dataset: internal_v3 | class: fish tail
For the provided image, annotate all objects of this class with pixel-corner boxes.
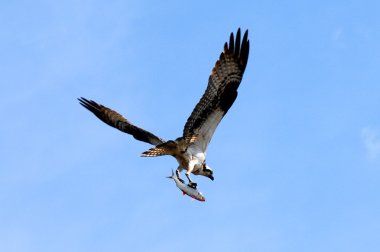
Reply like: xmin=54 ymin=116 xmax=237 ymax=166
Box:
xmin=166 ymin=169 xmax=175 ymax=179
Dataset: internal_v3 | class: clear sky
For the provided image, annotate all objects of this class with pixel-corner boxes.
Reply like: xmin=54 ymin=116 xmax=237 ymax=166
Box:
xmin=1 ymin=0 xmax=380 ymax=251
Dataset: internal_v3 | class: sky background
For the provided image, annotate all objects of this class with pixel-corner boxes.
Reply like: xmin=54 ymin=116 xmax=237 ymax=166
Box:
xmin=1 ymin=0 xmax=380 ymax=251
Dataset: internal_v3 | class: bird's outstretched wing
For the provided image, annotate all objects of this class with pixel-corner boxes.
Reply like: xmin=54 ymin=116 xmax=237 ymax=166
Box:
xmin=182 ymin=28 xmax=250 ymax=152
xmin=78 ymin=97 xmax=165 ymax=146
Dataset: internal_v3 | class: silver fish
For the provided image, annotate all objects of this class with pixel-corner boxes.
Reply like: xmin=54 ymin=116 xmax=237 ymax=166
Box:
xmin=167 ymin=170 xmax=206 ymax=202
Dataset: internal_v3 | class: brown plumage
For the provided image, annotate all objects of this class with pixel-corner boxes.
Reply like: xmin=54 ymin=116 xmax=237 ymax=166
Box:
xmin=182 ymin=28 xmax=249 ymax=151
xmin=141 ymin=140 xmax=178 ymax=157
xmin=78 ymin=97 xmax=164 ymax=146
xmin=78 ymin=28 xmax=250 ymax=187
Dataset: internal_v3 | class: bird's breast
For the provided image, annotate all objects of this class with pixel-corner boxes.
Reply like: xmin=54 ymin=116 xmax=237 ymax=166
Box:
xmin=174 ymin=147 xmax=206 ymax=172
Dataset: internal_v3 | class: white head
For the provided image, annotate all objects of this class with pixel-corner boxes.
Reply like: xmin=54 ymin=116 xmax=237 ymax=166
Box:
xmin=201 ymin=164 xmax=214 ymax=181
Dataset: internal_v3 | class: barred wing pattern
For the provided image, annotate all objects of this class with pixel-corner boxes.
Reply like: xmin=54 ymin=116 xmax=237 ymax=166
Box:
xmin=78 ymin=97 xmax=165 ymax=146
xmin=183 ymin=28 xmax=249 ymax=152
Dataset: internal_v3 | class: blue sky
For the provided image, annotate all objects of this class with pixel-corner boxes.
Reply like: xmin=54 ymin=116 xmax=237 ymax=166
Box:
xmin=1 ymin=0 xmax=380 ymax=251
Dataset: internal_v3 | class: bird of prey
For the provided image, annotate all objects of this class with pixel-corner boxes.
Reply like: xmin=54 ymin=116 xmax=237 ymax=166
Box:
xmin=78 ymin=28 xmax=249 ymax=189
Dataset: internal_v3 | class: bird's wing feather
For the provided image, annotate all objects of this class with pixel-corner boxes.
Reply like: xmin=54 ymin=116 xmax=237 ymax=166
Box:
xmin=78 ymin=97 xmax=165 ymax=146
xmin=182 ymin=28 xmax=250 ymax=152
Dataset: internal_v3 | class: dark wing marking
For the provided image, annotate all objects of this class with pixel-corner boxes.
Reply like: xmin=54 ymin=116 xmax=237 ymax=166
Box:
xmin=182 ymin=28 xmax=250 ymax=151
xmin=78 ymin=97 xmax=165 ymax=146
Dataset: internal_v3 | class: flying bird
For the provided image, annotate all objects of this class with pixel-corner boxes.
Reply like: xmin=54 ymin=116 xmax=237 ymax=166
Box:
xmin=78 ymin=28 xmax=250 ymax=189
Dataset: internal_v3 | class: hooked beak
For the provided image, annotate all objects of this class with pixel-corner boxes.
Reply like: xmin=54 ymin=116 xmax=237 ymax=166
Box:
xmin=208 ymin=175 xmax=214 ymax=181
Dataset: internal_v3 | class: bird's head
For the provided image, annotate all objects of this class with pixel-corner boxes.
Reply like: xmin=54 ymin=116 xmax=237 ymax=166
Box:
xmin=201 ymin=164 xmax=214 ymax=181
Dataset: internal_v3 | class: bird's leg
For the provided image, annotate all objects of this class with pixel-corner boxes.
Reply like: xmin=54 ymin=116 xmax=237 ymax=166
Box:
xmin=186 ymin=159 xmax=198 ymax=189
xmin=176 ymin=169 xmax=185 ymax=184
xmin=185 ymin=173 xmax=197 ymax=189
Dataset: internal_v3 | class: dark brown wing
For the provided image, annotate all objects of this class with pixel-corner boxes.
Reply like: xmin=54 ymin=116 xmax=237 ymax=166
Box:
xmin=78 ymin=97 xmax=165 ymax=146
xmin=182 ymin=28 xmax=250 ymax=151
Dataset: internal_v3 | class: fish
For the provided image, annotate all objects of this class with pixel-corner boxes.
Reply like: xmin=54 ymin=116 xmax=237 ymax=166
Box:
xmin=167 ymin=170 xmax=206 ymax=202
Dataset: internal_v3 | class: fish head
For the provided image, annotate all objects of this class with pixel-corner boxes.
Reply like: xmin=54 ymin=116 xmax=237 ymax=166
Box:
xmin=184 ymin=187 xmax=206 ymax=202
xmin=182 ymin=187 xmax=206 ymax=202
xmin=194 ymin=191 xmax=206 ymax=202
xmin=198 ymin=194 xmax=206 ymax=202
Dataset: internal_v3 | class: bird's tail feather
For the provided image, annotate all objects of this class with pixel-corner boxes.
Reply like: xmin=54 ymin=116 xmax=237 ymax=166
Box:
xmin=141 ymin=147 xmax=170 ymax=157
xmin=141 ymin=141 xmax=178 ymax=157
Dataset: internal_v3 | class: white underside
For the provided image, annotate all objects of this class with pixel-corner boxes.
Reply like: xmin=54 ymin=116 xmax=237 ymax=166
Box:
xmin=175 ymin=109 xmax=223 ymax=174
xmin=175 ymin=147 xmax=205 ymax=173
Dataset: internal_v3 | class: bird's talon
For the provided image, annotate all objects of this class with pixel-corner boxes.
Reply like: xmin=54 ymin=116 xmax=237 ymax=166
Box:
xmin=188 ymin=182 xmax=197 ymax=189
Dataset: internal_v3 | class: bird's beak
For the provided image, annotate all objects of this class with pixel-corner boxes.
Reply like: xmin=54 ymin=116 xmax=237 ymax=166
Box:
xmin=208 ymin=175 xmax=214 ymax=181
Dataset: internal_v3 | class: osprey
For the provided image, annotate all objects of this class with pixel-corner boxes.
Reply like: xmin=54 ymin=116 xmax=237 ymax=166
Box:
xmin=79 ymin=28 xmax=249 ymax=189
